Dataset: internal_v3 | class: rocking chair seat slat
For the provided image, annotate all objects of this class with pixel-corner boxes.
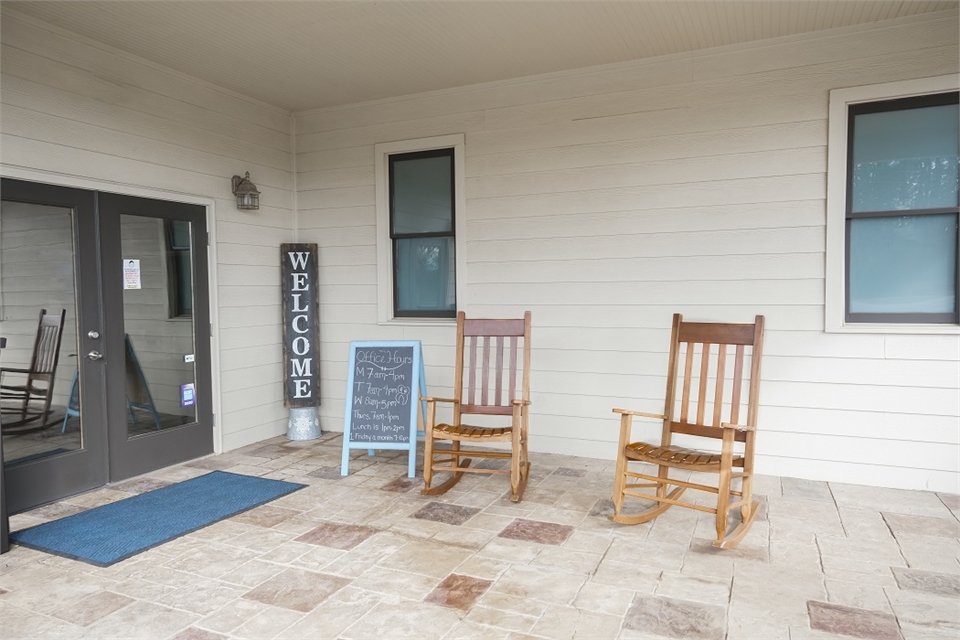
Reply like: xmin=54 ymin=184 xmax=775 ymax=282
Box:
xmin=625 ymin=441 xmax=745 ymax=468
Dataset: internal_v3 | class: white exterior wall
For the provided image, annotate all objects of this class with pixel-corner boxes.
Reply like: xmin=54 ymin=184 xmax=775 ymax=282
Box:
xmin=297 ymin=12 xmax=960 ymax=492
xmin=0 ymin=10 xmax=296 ymax=450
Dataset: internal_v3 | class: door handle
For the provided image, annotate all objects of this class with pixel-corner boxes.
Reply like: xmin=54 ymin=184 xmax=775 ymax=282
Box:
xmin=86 ymin=351 xmax=103 ymax=361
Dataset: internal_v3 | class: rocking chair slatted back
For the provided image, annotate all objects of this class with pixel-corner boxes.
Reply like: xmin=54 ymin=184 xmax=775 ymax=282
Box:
xmin=459 ymin=315 xmax=530 ymax=416
xmin=668 ymin=315 xmax=764 ymax=443
xmin=32 ymin=312 xmax=66 ymax=377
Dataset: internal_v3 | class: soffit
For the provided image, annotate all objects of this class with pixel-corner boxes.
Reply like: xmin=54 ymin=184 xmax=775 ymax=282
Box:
xmin=5 ymin=1 xmax=957 ymax=112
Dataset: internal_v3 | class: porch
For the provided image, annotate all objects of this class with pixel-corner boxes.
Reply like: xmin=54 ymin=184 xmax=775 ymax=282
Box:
xmin=2 ymin=433 xmax=957 ymax=640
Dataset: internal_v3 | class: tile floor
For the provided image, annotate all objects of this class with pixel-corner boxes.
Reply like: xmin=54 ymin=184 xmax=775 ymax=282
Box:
xmin=1 ymin=433 xmax=958 ymax=640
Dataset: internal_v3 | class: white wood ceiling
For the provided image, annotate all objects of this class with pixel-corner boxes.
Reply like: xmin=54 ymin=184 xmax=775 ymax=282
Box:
xmin=5 ymin=1 xmax=958 ymax=112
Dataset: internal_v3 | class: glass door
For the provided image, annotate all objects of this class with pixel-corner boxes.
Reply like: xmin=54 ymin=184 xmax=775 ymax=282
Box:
xmin=99 ymin=193 xmax=212 ymax=480
xmin=1 ymin=180 xmax=213 ymax=512
xmin=1 ymin=180 xmax=108 ymax=512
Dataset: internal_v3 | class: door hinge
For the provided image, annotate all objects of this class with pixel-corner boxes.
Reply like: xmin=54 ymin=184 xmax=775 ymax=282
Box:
xmin=206 ymin=231 xmax=210 ymax=246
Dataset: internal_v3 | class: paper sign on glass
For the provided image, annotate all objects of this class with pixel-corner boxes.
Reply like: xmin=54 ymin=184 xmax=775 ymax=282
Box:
xmin=123 ymin=259 xmax=141 ymax=290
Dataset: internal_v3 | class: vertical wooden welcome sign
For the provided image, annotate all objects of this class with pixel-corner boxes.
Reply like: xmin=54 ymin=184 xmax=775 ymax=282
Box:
xmin=281 ymin=243 xmax=320 ymax=407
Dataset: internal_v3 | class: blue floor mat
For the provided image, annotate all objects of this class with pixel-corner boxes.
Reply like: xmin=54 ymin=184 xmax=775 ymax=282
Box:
xmin=10 ymin=471 xmax=305 ymax=566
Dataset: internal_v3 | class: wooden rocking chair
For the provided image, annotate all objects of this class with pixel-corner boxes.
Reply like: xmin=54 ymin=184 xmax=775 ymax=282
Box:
xmin=0 ymin=308 xmax=67 ymax=431
xmin=610 ymin=313 xmax=765 ymax=549
xmin=422 ymin=311 xmax=532 ymax=502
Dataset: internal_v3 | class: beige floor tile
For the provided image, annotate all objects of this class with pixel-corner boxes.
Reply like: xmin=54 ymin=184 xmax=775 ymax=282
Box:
xmin=351 ymin=566 xmax=442 ymax=599
xmin=656 ymin=571 xmax=732 ymax=607
xmin=488 ymin=564 xmax=587 ymax=606
xmin=230 ymin=604 xmax=304 ymax=640
xmin=531 ymin=604 xmax=623 ymax=639
xmin=275 ymin=587 xmax=383 ymax=638
xmin=377 ymin=539 xmax=475 ymax=578
xmin=79 ymin=600 xmax=199 ymax=639
xmin=50 ymin=590 xmax=134 ymax=627
xmin=825 ymin=579 xmax=894 ymax=613
xmin=340 ymin=600 xmax=462 ymax=640
xmin=464 ymin=606 xmax=538 ymax=633
xmin=196 ymin=597 xmax=273 ymax=634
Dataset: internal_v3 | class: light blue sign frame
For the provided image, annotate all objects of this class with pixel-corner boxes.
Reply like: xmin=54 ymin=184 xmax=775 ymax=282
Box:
xmin=340 ymin=340 xmax=426 ymax=478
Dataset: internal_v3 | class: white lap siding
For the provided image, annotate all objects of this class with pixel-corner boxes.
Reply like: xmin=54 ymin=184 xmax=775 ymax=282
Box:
xmin=296 ymin=11 xmax=959 ymax=492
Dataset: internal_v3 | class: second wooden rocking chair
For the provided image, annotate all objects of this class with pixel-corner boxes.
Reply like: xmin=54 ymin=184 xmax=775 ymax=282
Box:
xmin=610 ymin=313 xmax=765 ymax=549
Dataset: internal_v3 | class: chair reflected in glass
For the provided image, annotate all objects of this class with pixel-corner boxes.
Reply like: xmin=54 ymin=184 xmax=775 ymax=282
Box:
xmin=0 ymin=309 xmax=66 ymax=431
xmin=421 ymin=311 xmax=532 ymax=502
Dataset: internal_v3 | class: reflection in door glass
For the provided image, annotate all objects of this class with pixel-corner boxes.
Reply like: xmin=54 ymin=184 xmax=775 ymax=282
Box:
xmin=120 ymin=214 xmax=197 ymax=436
xmin=0 ymin=201 xmax=82 ymax=464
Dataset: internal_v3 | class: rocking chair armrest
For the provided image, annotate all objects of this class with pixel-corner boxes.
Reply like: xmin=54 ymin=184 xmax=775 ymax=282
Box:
xmin=0 ymin=367 xmax=30 ymax=375
xmin=420 ymin=397 xmax=458 ymax=405
xmin=721 ymin=422 xmax=756 ymax=433
xmin=511 ymin=399 xmax=531 ymax=406
xmin=612 ymin=408 xmax=666 ymax=420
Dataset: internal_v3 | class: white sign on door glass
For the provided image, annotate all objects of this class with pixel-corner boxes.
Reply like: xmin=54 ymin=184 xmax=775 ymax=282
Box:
xmin=123 ymin=259 xmax=141 ymax=290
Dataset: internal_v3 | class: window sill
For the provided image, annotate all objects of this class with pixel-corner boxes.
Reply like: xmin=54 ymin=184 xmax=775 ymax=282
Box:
xmin=825 ymin=322 xmax=960 ymax=335
xmin=380 ymin=317 xmax=457 ymax=328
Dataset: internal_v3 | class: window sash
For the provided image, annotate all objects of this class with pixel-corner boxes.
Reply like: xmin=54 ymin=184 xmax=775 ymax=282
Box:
xmin=388 ymin=147 xmax=457 ymax=318
xmin=844 ymin=92 xmax=960 ymax=324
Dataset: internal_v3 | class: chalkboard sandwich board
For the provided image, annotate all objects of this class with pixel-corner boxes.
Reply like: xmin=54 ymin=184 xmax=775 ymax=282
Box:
xmin=340 ymin=341 xmax=426 ymax=478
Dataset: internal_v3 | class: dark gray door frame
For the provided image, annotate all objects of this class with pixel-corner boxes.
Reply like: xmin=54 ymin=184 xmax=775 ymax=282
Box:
xmin=98 ymin=193 xmax=213 ymax=480
xmin=1 ymin=179 xmax=109 ymax=513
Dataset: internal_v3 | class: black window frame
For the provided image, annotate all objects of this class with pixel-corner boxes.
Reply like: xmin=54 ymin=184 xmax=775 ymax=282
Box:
xmin=844 ymin=91 xmax=960 ymax=324
xmin=388 ymin=147 xmax=457 ymax=319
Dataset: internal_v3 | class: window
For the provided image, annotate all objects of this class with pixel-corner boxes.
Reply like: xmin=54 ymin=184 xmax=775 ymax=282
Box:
xmin=165 ymin=220 xmax=192 ymax=317
xmin=375 ymin=135 xmax=466 ymax=322
xmin=826 ymin=77 xmax=960 ymax=332
xmin=390 ymin=149 xmax=456 ymax=317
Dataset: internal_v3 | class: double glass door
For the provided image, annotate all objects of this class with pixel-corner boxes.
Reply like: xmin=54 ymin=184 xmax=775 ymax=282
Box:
xmin=1 ymin=179 xmax=212 ymax=513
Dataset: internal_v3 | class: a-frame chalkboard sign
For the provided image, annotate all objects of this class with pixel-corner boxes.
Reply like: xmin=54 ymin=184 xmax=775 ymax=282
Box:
xmin=341 ymin=341 xmax=426 ymax=478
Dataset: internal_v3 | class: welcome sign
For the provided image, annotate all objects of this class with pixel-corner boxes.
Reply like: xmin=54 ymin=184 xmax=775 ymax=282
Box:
xmin=281 ymin=243 xmax=320 ymax=407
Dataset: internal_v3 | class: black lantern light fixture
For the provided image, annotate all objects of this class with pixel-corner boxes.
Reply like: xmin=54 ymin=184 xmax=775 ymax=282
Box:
xmin=231 ymin=172 xmax=260 ymax=210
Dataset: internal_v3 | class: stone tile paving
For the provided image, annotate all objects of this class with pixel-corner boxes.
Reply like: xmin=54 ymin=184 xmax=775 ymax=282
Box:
xmin=1 ymin=432 xmax=958 ymax=639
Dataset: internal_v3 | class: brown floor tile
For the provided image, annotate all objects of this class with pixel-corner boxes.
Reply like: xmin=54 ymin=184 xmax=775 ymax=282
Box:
xmin=623 ymin=594 xmax=726 ymax=640
xmin=498 ymin=518 xmax=574 ymax=545
xmin=308 ymin=466 xmax=346 ymax=480
xmin=380 ymin=476 xmax=424 ymax=493
xmin=243 ymin=568 xmax=350 ymax=613
xmin=412 ymin=501 xmax=480 ymax=525
xmin=424 ymin=573 xmax=493 ymax=611
xmin=893 ymin=567 xmax=960 ymax=598
xmin=295 ymin=521 xmax=379 ymax=550
xmin=807 ymin=600 xmax=902 ymax=640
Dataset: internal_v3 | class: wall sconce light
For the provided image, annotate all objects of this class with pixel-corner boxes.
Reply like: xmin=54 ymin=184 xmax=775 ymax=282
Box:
xmin=231 ymin=172 xmax=260 ymax=210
